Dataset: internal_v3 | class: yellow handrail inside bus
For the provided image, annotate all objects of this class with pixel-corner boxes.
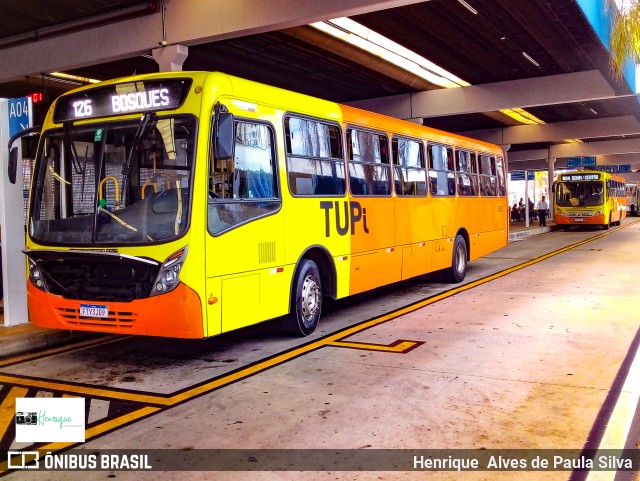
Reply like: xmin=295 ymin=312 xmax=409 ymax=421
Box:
xmin=141 ymin=178 xmax=158 ymax=199
xmin=98 ymin=176 xmax=120 ymax=209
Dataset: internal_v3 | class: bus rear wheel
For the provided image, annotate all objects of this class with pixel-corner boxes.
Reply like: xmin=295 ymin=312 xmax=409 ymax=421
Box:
xmin=283 ymin=259 xmax=322 ymax=337
xmin=443 ymin=234 xmax=468 ymax=283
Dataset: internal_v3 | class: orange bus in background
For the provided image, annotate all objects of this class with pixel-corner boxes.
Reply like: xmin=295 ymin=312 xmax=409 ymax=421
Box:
xmin=553 ymin=170 xmax=627 ymax=230
xmin=9 ymin=71 xmax=508 ymax=339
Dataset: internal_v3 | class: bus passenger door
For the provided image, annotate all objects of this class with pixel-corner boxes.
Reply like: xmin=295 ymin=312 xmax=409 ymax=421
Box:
xmin=205 ymin=117 xmax=287 ymax=335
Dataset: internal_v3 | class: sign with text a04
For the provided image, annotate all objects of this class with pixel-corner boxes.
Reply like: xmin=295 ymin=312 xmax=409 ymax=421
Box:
xmin=7 ymin=96 xmax=33 ymax=138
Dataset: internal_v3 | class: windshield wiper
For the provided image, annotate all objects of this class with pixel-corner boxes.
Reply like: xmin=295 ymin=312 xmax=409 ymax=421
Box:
xmin=63 ymin=121 xmax=85 ymax=175
xmin=121 ymin=111 xmax=156 ymax=205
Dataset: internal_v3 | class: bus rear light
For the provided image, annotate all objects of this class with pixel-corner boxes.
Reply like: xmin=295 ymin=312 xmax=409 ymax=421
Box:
xmin=151 ymin=247 xmax=188 ymax=297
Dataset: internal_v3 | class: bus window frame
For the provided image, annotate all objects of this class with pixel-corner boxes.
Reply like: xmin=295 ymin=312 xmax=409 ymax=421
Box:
xmin=454 ymin=148 xmax=479 ymax=197
xmin=207 ymin=116 xmax=282 ymax=237
xmin=346 ymin=125 xmax=392 ymax=198
xmin=427 ymin=142 xmax=456 ymax=197
xmin=478 ymin=153 xmax=499 ymax=197
xmin=392 ymin=134 xmax=427 ymax=198
xmin=282 ymin=113 xmax=347 ymax=198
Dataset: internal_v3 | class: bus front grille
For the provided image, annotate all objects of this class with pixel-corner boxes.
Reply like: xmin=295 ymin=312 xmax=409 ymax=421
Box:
xmin=40 ymin=258 xmax=159 ymax=302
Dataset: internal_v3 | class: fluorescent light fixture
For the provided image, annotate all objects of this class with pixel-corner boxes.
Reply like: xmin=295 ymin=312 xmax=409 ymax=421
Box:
xmin=590 ymin=107 xmax=598 ymax=115
xmin=458 ymin=0 xmax=478 ymax=15
xmin=310 ymin=18 xmax=470 ymax=88
xmin=522 ymin=51 xmax=540 ymax=67
xmin=311 ymin=17 xmax=546 ymax=126
xmin=500 ymin=108 xmax=545 ymax=125
xmin=564 ymin=139 xmax=583 ymax=144
xmin=49 ymin=72 xmax=101 ymax=84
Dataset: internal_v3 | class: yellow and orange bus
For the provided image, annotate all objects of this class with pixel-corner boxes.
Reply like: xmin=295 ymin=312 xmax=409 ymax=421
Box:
xmin=553 ymin=170 xmax=627 ymax=230
xmin=8 ymin=71 xmax=508 ymax=339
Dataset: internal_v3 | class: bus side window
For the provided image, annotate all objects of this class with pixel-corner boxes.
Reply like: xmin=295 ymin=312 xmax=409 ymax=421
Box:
xmin=455 ymin=150 xmax=478 ymax=197
xmin=479 ymin=154 xmax=498 ymax=197
xmin=208 ymin=120 xmax=280 ymax=235
xmin=285 ymin=116 xmax=345 ymax=196
xmin=347 ymin=128 xmax=391 ymax=196
xmin=427 ymin=143 xmax=455 ymax=196
xmin=393 ymin=136 xmax=426 ymax=196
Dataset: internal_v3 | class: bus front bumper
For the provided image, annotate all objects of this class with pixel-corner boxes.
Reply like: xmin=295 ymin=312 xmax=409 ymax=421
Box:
xmin=27 ymin=280 xmax=204 ymax=339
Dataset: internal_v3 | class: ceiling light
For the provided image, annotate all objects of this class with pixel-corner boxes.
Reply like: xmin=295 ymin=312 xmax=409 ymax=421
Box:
xmin=49 ymin=72 xmax=102 ymax=84
xmin=500 ymin=108 xmax=545 ymax=125
xmin=311 ymin=18 xmax=469 ymax=88
xmin=458 ymin=0 xmax=478 ymax=14
xmin=522 ymin=51 xmax=540 ymax=67
xmin=311 ymin=18 xmax=545 ymax=127
xmin=590 ymin=108 xmax=598 ymax=115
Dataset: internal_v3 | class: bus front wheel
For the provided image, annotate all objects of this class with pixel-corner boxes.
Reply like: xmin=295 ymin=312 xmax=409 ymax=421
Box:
xmin=283 ymin=259 xmax=322 ymax=337
xmin=443 ymin=235 xmax=468 ymax=283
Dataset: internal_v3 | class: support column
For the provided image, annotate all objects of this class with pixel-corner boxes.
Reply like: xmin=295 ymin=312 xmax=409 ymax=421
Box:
xmin=152 ymin=44 xmax=188 ymax=72
xmin=547 ymin=156 xmax=556 ymax=221
xmin=0 ymin=99 xmax=30 ymax=326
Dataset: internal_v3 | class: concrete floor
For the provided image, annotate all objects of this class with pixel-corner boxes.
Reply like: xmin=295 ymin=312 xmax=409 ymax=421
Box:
xmin=3 ymin=219 xmax=640 ymax=480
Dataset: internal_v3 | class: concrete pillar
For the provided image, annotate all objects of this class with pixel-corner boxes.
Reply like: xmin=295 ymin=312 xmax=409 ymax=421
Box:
xmin=524 ymin=170 xmax=530 ymax=227
xmin=547 ymin=156 xmax=556 ymax=220
xmin=0 ymin=99 xmax=30 ymax=326
xmin=152 ymin=44 xmax=188 ymax=72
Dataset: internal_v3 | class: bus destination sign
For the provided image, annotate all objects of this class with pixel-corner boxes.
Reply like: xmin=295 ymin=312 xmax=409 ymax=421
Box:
xmin=560 ymin=173 xmax=600 ymax=182
xmin=53 ymin=79 xmax=192 ymax=122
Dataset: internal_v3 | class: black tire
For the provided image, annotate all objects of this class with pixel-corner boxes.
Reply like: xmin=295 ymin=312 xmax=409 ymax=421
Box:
xmin=563 ymin=225 xmax=570 ymax=231
xmin=283 ymin=259 xmax=322 ymax=336
xmin=443 ymin=234 xmax=467 ymax=283
xmin=603 ymin=221 xmax=609 ymax=230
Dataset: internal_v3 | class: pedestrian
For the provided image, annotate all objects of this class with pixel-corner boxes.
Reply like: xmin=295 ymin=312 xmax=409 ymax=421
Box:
xmin=537 ymin=195 xmax=549 ymax=227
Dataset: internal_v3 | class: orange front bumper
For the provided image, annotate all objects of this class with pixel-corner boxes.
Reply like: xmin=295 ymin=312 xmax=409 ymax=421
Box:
xmin=27 ymin=281 xmax=204 ymax=339
xmin=554 ymin=213 xmax=605 ymax=225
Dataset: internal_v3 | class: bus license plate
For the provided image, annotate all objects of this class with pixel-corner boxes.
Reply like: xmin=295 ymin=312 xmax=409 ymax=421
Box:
xmin=79 ymin=304 xmax=109 ymax=318
xmin=574 ymin=218 xmax=583 ymax=222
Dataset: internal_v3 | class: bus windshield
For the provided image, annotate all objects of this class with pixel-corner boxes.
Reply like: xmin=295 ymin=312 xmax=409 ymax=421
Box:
xmin=29 ymin=115 xmax=196 ymax=245
xmin=555 ymin=180 xmax=604 ymax=207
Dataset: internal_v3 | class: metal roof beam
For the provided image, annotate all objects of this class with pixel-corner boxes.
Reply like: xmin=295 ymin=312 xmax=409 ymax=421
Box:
xmin=509 ymin=139 xmax=640 ymax=162
xmin=459 ymin=116 xmax=640 ymax=145
xmin=0 ymin=0 xmax=426 ymax=83
xmin=348 ymin=70 xmax=625 ymax=118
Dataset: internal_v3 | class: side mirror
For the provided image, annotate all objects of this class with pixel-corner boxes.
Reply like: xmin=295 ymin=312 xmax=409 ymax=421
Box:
xmin=551 ymin=181 xmax=556 ymax=194
xmin=7 ymin=125 xmax=41 ymax=184
xmin=8 ymin=147 xmax=18 ymax=184
xmin=214 ymin=112 xmax=235 ymax=159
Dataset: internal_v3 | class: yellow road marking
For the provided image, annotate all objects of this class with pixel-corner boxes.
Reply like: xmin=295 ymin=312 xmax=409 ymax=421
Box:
xmin=0 ymin=387 xmax=28 ymax=441
xmin=327 ymin=340 xmax=421 ymax=352
xmin=0 ymin=335 xmax=123 ymax=368
xmin=0 ymin=374 xmax=170 ymax=406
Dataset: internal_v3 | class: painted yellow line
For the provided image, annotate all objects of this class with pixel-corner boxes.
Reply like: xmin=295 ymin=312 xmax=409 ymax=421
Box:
xmin=327 ymin=340 xmax=420 ymax=352
xmin=0 ymin=335 xmax=123 ymax=368
xmin=0 ymin=387 xmax=28 ymax=442
xmin=0 ymin=374 xmax=170 ymax=406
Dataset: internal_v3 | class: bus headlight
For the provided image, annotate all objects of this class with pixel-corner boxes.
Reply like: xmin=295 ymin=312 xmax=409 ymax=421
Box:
xmin=150 ymin=247 xmax=188 ymax=296
xmin=593 ymin=209 xmax=602 ymax=216
xmin=28 ymin=259 xmax=47 ymax=291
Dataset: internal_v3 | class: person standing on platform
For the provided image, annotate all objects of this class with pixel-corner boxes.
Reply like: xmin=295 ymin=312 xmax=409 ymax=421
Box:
xmin=537 ymin=195 xmax=549 ymax=227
